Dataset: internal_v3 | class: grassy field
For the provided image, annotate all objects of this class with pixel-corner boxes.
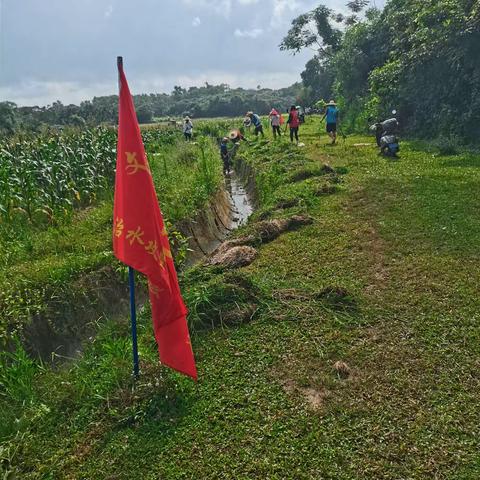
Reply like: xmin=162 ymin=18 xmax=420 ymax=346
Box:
xmin=2 ymin=117 xmax=480 ymax=479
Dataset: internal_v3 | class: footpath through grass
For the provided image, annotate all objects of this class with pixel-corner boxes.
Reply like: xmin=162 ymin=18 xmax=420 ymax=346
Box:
xmin=2 ymin=117 xmax=480 ymax=479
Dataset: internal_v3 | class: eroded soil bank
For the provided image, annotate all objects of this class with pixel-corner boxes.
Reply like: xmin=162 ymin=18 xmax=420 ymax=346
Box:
xmin=180 ymin=172 xmax=253 ymax=266
xmin=21 ymin=172 xmax=254 ymax=361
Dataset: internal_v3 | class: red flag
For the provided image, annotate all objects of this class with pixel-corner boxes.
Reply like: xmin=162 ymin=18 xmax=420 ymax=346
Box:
xmin=113 ymin=58 xmax=197 ymax=379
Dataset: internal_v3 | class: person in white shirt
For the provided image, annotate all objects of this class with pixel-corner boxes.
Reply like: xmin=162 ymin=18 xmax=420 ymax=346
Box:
xmin=269 ymin=108 xmax=282 ymax=139
xmin=183 ymin=116 xmax=193 ymax=141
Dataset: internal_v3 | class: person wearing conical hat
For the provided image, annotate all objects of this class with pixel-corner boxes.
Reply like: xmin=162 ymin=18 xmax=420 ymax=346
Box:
xmin=228 ymin=129 xmax=247 ymax=144
xmin=321 ymin=100 xmax=339 ymax=144
xmin=269 ymin=108 xmax=283 ymax=139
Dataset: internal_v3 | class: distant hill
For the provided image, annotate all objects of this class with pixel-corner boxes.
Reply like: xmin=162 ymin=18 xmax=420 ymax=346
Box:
xmin=0 ymin=83 xmax=302 ymax=134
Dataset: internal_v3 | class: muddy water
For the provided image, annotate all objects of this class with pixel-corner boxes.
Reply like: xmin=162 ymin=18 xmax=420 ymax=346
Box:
xmin=183 ymin=171 xmax=253 ymax=266
xmin=226 ymin=172 xmax=253 ymax=229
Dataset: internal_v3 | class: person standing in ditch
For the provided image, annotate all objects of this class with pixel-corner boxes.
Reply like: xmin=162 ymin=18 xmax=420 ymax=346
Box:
xmin=286 ymin=105 xmax=300 ymax=144
xmin=321 ymin=100 xmax=339 ymax=145
xmin=269 ymin=108 xmax=283 ymax=139
xmin=183 ymin=116 xmax=193 ymax=141
xmin=246 ymin=112 xmax=264 ymax=138
xmin=220 ymin=137 xmax=231 ymax=175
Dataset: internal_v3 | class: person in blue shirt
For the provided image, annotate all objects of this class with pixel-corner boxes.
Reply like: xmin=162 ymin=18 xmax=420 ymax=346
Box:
xmin=246 ymin=111 xmax=264 ymax=138
xmin=321 ymin=100 xmax=339 ymax=144
xmin=220 ymin=137 xmax=231 ymax=175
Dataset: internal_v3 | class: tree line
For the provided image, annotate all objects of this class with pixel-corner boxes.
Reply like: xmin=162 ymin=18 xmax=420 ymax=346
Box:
xmin=282 ymin=0 xmax=480 ymax=140
xmin=0 ymin=83 xmax=299 ymax=135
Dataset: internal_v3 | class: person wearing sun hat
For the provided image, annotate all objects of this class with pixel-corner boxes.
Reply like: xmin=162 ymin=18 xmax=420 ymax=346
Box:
xmin=321 ymin=100 xmax=339 ymax=144
xmin=269 ymin=108 xmax=283 ymax=139
xmin=246 ymin=111 xmax=264 ymax=138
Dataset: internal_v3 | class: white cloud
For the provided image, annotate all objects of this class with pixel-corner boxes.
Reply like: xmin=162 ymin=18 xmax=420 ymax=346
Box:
xmin=192 ymin=16 xmax=201 ymax=27
xmin=237 ymin=0 xmax=260 ymax=4
xmin=104 ymin=4 xmax=114 ymax=18
xmin=270 ymin=0 xmax=302 ymax=29
xmin=181 ymin=0 xmax=232 ymax=18
xmin=234 ymin=28 xmax=263 ymax=38
xmin=0 ymin=69 xmax=303 ymax=106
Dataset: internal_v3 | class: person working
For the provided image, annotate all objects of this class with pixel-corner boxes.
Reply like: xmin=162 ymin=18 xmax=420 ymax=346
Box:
xmin=246 ymin=112 xmax=264 ymax=137
xmin=374 ymin=117 xmax=399 ymax=146
xmin=183 ymin=116 xmax=193 ymax=141
xmin=220 ymin=137 xmax=231 ymax=175
xmin=269 ymin=109 xmax=282 ymax=139
xmin=321 ymin=100 xmax=339 ymax=144
xmin=229 ymin=129 xmax=247 ymax=144
xmin=286 ymin=105 xmax=300 ymax=144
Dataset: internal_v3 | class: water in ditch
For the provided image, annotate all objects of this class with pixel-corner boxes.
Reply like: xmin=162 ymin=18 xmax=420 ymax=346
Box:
xmin=184 ymin=171 xmax=253 ymax=267
xmin=225 ymin=172 xmax=253 ymax=229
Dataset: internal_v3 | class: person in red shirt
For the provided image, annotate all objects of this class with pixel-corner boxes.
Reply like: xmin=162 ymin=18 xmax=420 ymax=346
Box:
xmin=286 ymin=105 xmax=300 ymax=144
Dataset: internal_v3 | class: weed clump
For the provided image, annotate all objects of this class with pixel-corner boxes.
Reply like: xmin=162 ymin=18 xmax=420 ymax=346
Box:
xmin=209 ymin=245 xmax=257 ymax=269
xmin=433 ymin=134 xmax=461 ymax=156
xmin=287 ymin=164 xmax=339 ymax=183
xmin=313 ymin=286 xmax=356 ymax=311
xmin=253 ymin=215 xmax=313 ymax=243
xmin=333 ymin=361 xmax=351 ymax=379
xmin=183 ymin=269 xmax=260 ymax=329
xmin=313 ymin=183 xmax=338 ymax=196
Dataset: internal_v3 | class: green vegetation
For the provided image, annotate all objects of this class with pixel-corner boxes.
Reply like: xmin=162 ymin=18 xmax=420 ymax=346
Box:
xmin=2 ymin=117 xmax=479 ymax=478
xmin=0 ymin=125 xmax=222 ymax=364
xmin=283 ymin=0 xmax=480 ymax=140
xmin=0 ymin=127 xmax=116 ymax=223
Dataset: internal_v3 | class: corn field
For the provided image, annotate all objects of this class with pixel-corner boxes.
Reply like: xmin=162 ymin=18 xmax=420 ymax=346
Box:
xmin=0 ymin=128 xmax=116 ymax=222
xmin=0 ymin=126 xmax=182 ymax=224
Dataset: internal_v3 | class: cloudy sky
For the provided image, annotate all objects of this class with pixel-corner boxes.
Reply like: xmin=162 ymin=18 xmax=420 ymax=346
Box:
xmin=0 ymin=0 xmax=382 ymax=106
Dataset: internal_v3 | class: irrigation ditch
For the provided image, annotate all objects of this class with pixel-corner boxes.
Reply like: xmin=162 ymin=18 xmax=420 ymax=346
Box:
xmin=18 ymin=163 xmax=256 ymax=363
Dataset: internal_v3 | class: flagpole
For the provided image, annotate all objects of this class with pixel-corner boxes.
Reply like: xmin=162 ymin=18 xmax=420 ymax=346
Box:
xmin=128 ymin=266 xmax=140 ymax=377
xmin=117 ymin=55 xmax=140 ymax=378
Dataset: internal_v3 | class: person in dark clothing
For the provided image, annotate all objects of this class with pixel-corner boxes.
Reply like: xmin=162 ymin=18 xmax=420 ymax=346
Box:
xmin=220 ymin=137 xmax=231 ymax=175
xmin=286 ymin=105 xmax=300 ymax=144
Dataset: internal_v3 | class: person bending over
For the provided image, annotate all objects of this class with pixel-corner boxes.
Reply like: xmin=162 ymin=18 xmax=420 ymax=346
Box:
xmin=246 ymin=111 xmax=264 ymax=137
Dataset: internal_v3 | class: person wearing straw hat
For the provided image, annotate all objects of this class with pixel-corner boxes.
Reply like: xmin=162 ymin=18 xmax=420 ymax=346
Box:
xmin=228 ymin=129 xmax=247 ymax=144
xmin=321 ymin=100 xmax=339 ymax=144
xmin=269 ymin=108 xmax=283 ymax=139
xmin=183 ymin=116 xmax=193 ymax=141
xmin=246 ymin=111 xmax=264 ymax=138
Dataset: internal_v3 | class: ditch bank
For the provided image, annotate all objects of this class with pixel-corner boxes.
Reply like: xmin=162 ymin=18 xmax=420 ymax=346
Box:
xmin=16 ymin=170 xmax=255 ymax=362
xmin=178 ymin=173 xmax=253 ymax=266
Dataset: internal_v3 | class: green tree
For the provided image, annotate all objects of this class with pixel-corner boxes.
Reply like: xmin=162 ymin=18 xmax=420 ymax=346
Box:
xmin=0 ymin=102 xmax=18 ymax=135
xmin=136 ymin=104 xmax=153 ymax=124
